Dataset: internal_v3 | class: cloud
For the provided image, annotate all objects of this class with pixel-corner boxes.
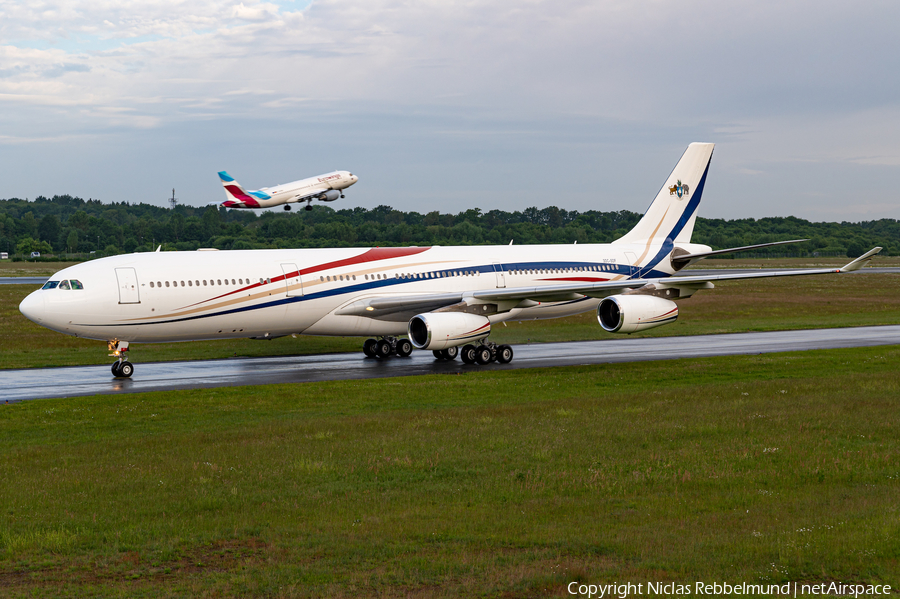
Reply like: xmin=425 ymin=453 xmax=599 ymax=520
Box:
xmin=1 ymin=0 xmax=899 ymax=219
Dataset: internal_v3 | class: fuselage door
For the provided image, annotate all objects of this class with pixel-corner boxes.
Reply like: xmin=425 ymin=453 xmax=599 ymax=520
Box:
xmin=624 ymin=252 xmax=638 ymax=278
xmin=115 ymin=267 xmax=141 ymax=304
xmin=492 ymin=263 xmax=506 ymax=288
xmin=281 ymin=263 xmax=303 ymax=297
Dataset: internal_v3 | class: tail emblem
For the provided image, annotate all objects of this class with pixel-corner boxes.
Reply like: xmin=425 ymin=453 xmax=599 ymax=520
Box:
xmin=668 ymin=180 xmax=690 ymax=199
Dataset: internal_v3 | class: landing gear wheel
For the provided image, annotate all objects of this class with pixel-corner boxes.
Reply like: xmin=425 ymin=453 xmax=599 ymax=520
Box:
xmin=111 ymin=362 xmax=121 ymax=377
xmin=396 ymin=338 xmax=413 ymax=357
xmin=461 ymin=344 xmax=477 ymax=364
xmin=475 ymin=346 xmax=493 ymax=365
xmin=363 ymin=338 xmax=377 ymax=358
xmin=375 ymin=339 xmax=392 ymax=358
xmin=305 ymin=204 xmax=313 ymax=211
xmin=433 ymin=346 xmax=460 ymax=361
xmin=119 ymin=361 xmax=134 ymax=378
xmin=497 ymin=345 xmax=514 ymax=364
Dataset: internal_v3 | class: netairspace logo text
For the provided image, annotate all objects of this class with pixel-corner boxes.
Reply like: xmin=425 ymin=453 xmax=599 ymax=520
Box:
xmin=566 ymin=581 xmax=892 ymax=598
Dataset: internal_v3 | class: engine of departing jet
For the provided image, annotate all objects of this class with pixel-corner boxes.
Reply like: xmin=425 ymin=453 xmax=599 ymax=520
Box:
xmin=318 ymin=189 xmax=341 ymax=202
xmin=597 ymin=295 xmax=679 ymax=334
xmin=408 ymin=312 xmax=491 ymax=350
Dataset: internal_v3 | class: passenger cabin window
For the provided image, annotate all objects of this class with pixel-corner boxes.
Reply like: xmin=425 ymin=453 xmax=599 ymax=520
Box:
xmin=42 ymin=281 xmax=59 ymax=290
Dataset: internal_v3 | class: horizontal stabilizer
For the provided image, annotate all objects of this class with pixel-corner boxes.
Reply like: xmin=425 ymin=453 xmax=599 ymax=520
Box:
xmin=672 ymin=239 xmax=808 ymax=266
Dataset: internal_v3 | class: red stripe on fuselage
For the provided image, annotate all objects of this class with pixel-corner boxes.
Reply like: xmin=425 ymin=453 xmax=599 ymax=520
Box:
xmin=538 ymin=277 xmax=610 ymax=282
xmin=181 ymin=246 xmax=432 ymax=308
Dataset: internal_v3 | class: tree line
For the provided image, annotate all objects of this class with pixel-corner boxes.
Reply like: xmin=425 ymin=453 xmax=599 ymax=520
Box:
xmin=0 ymin=194 xmax=896 ymax=259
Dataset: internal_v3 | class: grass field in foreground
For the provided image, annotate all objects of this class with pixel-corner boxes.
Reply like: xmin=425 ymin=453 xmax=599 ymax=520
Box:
xmin=3 ymin=265 xmax=900 ymax=369
xmin=1 ymin=346 xmax=899 ymax=597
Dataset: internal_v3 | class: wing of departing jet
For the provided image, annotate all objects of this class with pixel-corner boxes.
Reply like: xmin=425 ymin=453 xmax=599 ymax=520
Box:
xmin=289 ymin=189 xmax=342 ymax=204
xmin=335 ymin=248 xmax=882 ymax=321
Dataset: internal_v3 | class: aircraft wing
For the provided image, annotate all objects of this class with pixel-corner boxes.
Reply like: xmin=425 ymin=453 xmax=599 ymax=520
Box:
xmin=336 ymin=248 xmax=882 ymax=320
xmin=474 ymin=246 xmax=883 ymax=302
xmin=288 ymin=189 xmax=338 ymax=203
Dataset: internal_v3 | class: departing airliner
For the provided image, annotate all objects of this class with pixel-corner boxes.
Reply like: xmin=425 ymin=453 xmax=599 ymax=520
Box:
xmin=219 ymin=170 xmax=358 ymax=211
xmin=20 ymin=143 xmax=881 ymax=378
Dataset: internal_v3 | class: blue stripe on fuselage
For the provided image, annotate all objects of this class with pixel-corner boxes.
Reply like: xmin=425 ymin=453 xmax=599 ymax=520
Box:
xmin=635 ymin=159 xmax=711 ymax=278
xmin=81 ymin=259 xmax=671 ymax=328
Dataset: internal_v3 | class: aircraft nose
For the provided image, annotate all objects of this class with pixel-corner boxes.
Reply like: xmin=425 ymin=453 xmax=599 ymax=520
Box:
xmin=19 ymin=290 xmax=47 ymax=324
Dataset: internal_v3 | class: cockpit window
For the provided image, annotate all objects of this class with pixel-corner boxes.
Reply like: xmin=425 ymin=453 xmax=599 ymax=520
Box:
xmin=42 ymin=281 xmax=59 ymax=290
xmin=59 ymin=280 xmax=70 ymax=290
xmin=70 ymin=280 xmax=84 ymax=290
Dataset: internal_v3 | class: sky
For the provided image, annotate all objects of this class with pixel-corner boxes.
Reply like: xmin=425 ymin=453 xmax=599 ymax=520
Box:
xmin=1 ymin=0 xmax=899 ymax=221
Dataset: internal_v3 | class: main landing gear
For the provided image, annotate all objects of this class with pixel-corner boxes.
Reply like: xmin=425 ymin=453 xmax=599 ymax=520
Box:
xmin=108 ymin=339 xmax=134 ymax=378
xmin=459 ymin=341 xmax=514 ymax=365
xmin=433 ymin=341 xmax=514 ymax=366
xmin=362 ymin=336 xmax=413 ymax=359
xmin=361 ymin=337 xmax=514 ymax=365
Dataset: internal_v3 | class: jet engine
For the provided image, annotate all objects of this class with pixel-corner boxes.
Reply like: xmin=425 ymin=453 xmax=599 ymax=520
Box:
xmin=318 ymin=189 xmax=341 ymax=202
xmin=597 ymin=295 xmax=679 ymax=334
xmin=408 ymin=312 xmax=491 ymax=350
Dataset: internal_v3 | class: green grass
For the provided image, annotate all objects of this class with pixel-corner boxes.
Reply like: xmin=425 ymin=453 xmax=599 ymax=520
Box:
xmin=1 ymin=347 xmax=899 ymax=596
xmin=0 ymin=261 xmax=79 ymax=277
xmin=4 ymin=266 xmax=900 ymax=369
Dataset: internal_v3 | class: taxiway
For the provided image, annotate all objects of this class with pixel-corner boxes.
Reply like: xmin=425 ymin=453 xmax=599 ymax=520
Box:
xmin=3 ymin=325 xmax=899 ymax=402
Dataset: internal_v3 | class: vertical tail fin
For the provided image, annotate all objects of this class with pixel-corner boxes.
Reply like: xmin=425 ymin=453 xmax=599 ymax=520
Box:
xmin=218 ymin=171 xmax=261 ymax=208
xmin=613 ymin=143 xmax=714 ymax=245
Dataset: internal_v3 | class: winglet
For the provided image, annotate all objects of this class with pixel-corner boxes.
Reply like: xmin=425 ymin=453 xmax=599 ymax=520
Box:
xmin=839 ymin=247 xmax=882 ymax=272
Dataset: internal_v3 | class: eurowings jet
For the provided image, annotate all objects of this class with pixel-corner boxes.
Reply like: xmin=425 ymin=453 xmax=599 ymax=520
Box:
xmin=218 ymin=170 xmax=358 ymax=211
xmin=20 ymin=143 xmax=881 ymax=378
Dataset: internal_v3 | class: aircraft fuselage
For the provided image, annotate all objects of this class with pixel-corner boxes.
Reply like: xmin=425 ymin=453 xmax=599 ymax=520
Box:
xmin=19 ymin=243 xmax=682 ymax=343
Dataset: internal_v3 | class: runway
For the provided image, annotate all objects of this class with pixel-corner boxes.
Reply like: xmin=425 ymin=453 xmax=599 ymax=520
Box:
xmin=4 ymin=325 xmax=900 ymax=402
xmin=0 ymin=277 xmax=49 ymax=285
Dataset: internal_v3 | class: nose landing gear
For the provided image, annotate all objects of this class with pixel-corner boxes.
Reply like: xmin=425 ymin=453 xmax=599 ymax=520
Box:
xmin=108 ymin=339 xmax=134 ymax=378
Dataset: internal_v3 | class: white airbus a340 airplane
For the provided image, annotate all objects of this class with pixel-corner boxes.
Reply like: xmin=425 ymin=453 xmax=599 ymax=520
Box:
xmin=218 ymin=170 xmax=358 ymax=211
xmin=20 ymin=143 xmax=881 ymax=378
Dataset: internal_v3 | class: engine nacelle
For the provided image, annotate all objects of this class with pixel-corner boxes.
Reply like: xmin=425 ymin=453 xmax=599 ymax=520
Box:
xmin=318 ymin=189 xmax=341 ymax=202
xmin=408 ymin=312 xmax=491 ymax=350
xmin=597 ymin=295 xmax=678 ymax=334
